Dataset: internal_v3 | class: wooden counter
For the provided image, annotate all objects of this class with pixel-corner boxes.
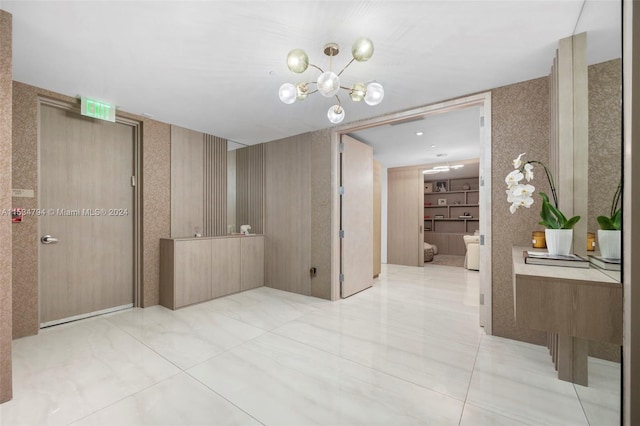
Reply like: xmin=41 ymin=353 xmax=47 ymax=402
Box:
xmin=512 ymin=246 xmax=622 ymax=385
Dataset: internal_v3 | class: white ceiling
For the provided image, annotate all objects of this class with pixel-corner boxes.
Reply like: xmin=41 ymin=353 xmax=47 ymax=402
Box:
xmin=2 ymin=0 xmax=621 ymax=155
xmin=349 ymin=106 xmax=482 ymax=168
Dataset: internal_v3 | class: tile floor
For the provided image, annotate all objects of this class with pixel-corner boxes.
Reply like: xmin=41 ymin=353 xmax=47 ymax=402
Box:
xmin=0 ymin=264 xmax=620 ymax=425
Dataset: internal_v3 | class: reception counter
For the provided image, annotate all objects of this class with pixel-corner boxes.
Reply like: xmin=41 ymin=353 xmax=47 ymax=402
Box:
xmin=160 ymin=234 xmax=264 ymax=309
xmin=512 ymin=246 xmax=622 ymax=385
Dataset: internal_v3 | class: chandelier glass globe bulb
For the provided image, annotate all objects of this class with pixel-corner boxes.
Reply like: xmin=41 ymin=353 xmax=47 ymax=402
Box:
xmin=349 ymin=82 xmax=367 ymax=102
xmin=352 ymin=37 xmax=374 ymax=62
xmin=327 ymin=105 xmax=345 ymax=124
xmin=317 ymin=71 xmax=341 ymax=97
xmin=364 ymin=82 xmax=384 ymax=105
xmin=278 ymin=83 xmax=297 ymax=104
xmin=287 ymin=49 xmax=309 ymax=73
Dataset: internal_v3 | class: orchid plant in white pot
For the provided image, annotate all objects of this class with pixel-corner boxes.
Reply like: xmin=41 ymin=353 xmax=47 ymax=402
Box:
xmin=506 ymin=153 xmax=580 ymax=255
xmin=596 ymin=181 xmax=622 ymax=260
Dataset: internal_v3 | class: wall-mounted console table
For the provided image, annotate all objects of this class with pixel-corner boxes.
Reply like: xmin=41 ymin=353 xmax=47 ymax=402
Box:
xmin=160 ymin=234 xmax=264 ymax=309
xmin=511 ymin=246 xmax=622 ymax=386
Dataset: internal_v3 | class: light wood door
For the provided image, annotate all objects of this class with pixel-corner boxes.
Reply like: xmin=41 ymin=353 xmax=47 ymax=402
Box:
xmin=387 ymin=169 xmax=423 ymax=266
xmin=211 ymin=238 xmax=241 ymax=298
xmin=241 ymin=236 xmax=264 ymax=291
xmin=174 ymin=239 xmax=212 ymax=307
xmin=39 ymin=103 xmax=135 ymax=326
xmin=340 ymin=135 xmax=373 ymax=298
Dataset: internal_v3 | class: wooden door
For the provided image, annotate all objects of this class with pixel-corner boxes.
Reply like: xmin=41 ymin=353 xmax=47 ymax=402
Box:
xmin=39 ymin=103 xmax=135 ymax=327
xmin=340 ymin=135 xmax=373 ymax=298
xmin=387 ymin=169 xmax=423 ymax=266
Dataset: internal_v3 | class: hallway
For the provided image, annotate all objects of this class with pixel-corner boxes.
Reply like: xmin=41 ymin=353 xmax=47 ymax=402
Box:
xmin=0 ymin=264 xmax=619 ymax=425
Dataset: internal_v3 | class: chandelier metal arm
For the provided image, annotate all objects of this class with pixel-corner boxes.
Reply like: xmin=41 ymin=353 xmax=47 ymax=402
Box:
xmin=309 ymin=63 xmax=325 ymax=73
xmin=337 ymin=57 xmax=356 ymax=77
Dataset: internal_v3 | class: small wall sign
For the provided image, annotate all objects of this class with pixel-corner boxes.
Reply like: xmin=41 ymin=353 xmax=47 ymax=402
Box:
xmin=12 ymin=189 xmax=35 ymax=198
xmin=81 ymin=97 xmax=116 ymax=122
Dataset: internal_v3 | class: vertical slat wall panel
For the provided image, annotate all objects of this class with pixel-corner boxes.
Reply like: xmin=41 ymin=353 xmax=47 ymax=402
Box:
xmin=248 ymin=143 xmax=264 ymax=235
xmin=549 ymin=35 xmax=588 ymax=256
xmin=227 ymin=150 xmax=237 ymax=232
xmin=203 ymin=134 xmax=227 ymax=236
xmin=236 ymin=147 xmax=250 ymax=229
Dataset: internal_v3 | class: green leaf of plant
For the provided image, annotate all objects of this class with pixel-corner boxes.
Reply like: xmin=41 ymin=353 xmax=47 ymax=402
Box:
xmin=598 ymin=215 xmax=616 ymax=230
xmin=612 ymin=209 xmax=622 ymax=231
xmin=562 ymin=215 xmax=581 ymax=230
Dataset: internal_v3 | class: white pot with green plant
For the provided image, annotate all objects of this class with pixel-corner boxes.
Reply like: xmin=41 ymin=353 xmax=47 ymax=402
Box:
xmin=506 ymin=153 xmax=580 ymax=256
xmin=597 ymin=181 xmax=621 ymax=260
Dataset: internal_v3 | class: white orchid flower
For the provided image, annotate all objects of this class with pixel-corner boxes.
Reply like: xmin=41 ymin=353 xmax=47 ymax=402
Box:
xmin=511 ymin=183 xmax=535 ymax=197
xmin=508 ymin=193 xmax=534 ymax=214
xmin=505 ymin=170 xmax=524 ymax=187
xmin=524 ymin=163 xmax=534 ymax=181
xmin=513 ymin=153 xmax=526 ymax=169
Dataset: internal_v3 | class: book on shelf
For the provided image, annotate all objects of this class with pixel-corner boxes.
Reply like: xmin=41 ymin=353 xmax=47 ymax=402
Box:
xmin=523 ymin=251 xmax=589 ymax=268
xmin=588 ymin=255 xmax=621 ymax=271
xmin=458 ymin=215 xmax=473 ymax=219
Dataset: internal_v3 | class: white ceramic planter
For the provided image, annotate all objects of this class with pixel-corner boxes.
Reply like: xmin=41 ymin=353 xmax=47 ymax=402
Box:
xmin=545 ymin=229 xmax=573 ymax=256
xmin=598 ymin=229 xmax=621 ymax=260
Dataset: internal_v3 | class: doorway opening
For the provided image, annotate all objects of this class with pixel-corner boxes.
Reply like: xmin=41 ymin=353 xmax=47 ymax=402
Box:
xmin=332 ymin=92 xmax=492 ymax=333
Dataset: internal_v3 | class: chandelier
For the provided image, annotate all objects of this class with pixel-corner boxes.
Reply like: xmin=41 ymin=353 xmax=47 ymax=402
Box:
xmin=278 ymin=38 xmax=384 ymax=124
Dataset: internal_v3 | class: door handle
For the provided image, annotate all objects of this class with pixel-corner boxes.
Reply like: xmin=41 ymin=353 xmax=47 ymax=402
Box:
xmin=41 ymin=235 xmax=59 ymax=244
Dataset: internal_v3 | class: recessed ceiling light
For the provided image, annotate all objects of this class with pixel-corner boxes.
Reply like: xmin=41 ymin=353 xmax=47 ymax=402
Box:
xmin=416 ymin=131 xmax=423 ymax=136
xmin=450 ymin=164 xmax=464 ymax=169
xmin=431 ymin=144 xmax=436 ymax=148
xmin=423 ymin=169 xmax=440 ymax=174
xmin=433 ymin=166 xmax=450 ymax=171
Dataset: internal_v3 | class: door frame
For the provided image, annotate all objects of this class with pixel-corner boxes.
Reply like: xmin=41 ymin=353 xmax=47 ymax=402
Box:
xmin=330 ymin=92 xmax=493 ymax=334
xmin=37 ymin=97 xmax=142 ymax=325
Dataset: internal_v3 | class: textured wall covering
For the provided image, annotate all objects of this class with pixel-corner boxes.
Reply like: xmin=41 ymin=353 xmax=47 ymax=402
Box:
xmin=491 ymin=76 xmax=550 ymax=345
xmin=141 ymin=119 xmax=171 ymax=307
xmin=11 ymin=82 xmax=171 ymax=334
xmin=11 ymin=82 xmax=62 ymax=338
xmin=588 ymin=59 xmax=622 ymax=235
xmin=0 ymin=9 xmax=13 ymax=404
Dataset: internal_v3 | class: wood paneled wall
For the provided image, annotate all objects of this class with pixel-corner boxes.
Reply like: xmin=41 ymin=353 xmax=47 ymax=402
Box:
xmin=170 ymin=125 xmax=227 ymax=238
xmin=235 ymin=144 xmax=264 ymax=234
xmin=265 ymin=136 xmax=311 ymax=295
xmin=171 ymin=126 xmax=205 ymax=238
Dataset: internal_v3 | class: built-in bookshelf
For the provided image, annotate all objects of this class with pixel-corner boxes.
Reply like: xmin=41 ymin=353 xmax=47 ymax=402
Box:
xmin=424 ymin=177 xmax=479 ymax=255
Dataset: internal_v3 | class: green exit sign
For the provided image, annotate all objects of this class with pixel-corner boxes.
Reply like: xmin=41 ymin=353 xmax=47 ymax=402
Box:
xmin=81 ymin=97 xmax=116 ymax=122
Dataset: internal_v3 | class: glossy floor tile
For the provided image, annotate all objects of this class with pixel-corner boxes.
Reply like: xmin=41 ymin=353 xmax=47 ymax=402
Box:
xmin=0 ymin=263 xmax=621 ymax=426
